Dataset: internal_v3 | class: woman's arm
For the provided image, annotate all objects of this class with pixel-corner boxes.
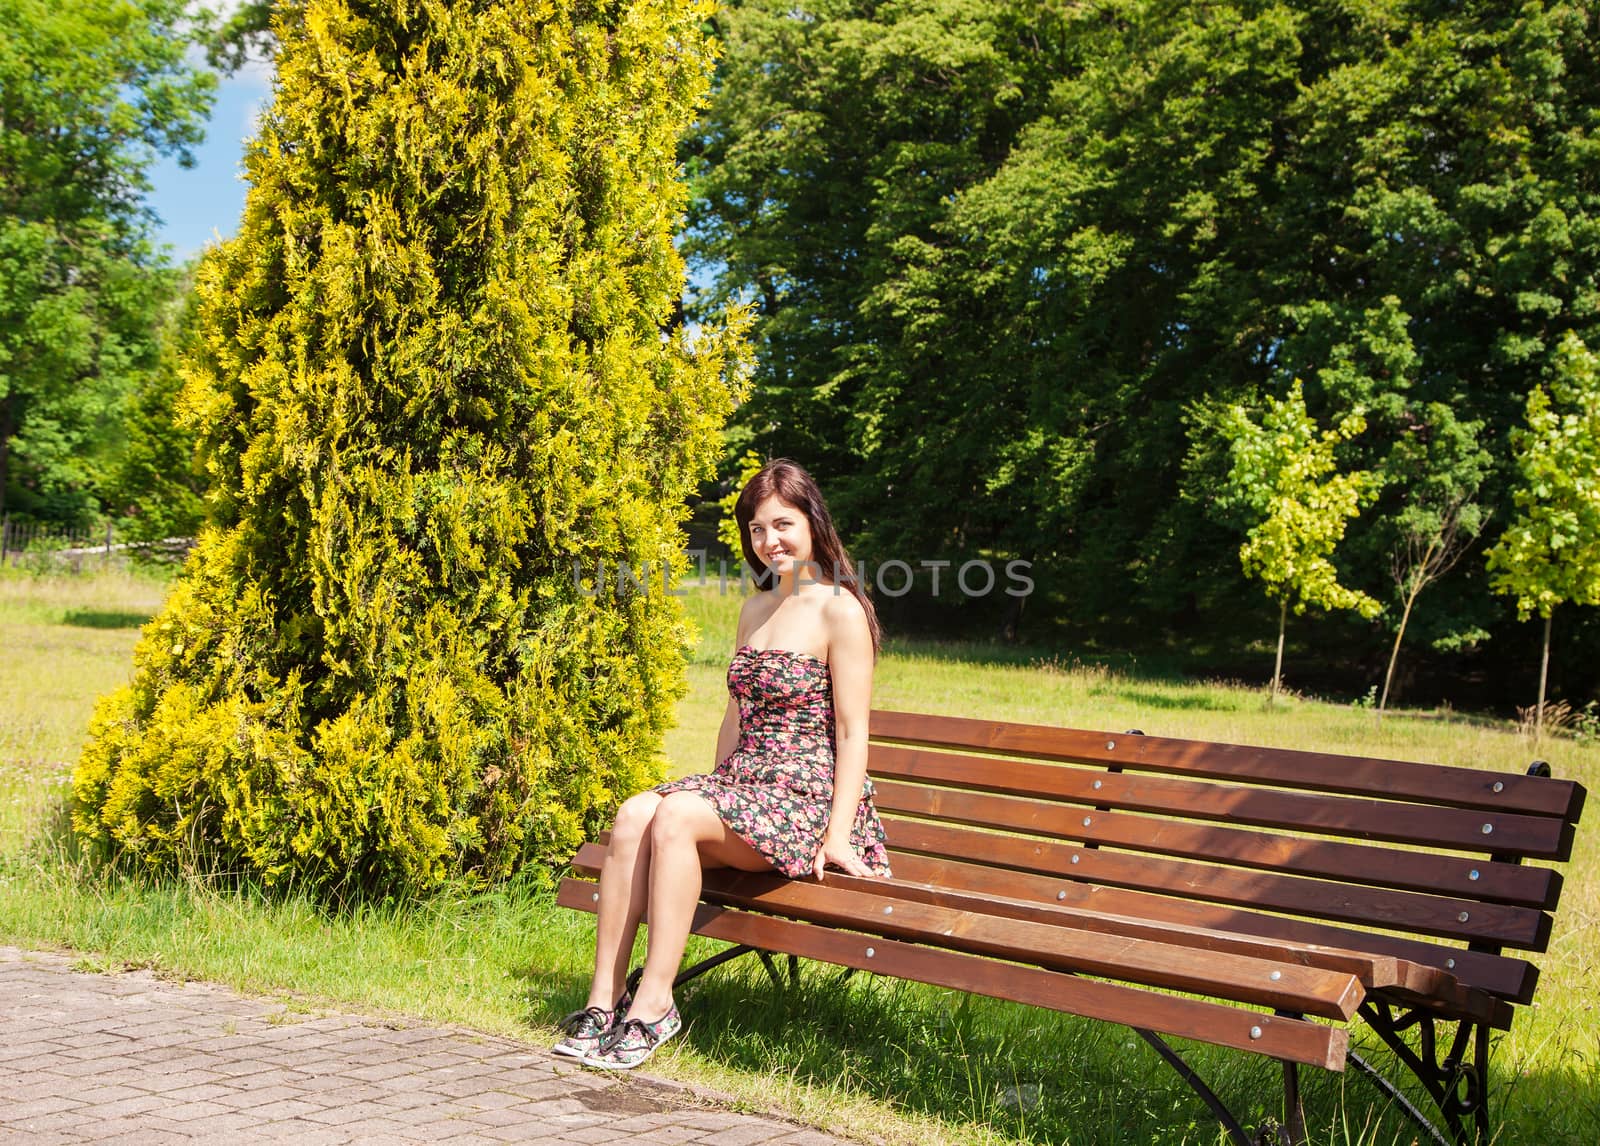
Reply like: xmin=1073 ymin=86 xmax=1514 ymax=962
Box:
xmin=712 ymin=694 xmax=740 ymax=769
xmin=813 ymin=594 xmax=879 ymax=880
xmin=714 ymin=595 xmax=760 ymax=768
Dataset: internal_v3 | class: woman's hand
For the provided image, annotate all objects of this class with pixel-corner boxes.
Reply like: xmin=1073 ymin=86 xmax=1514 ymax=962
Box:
xmin=812 ymin=831 xmax=876 ymax=881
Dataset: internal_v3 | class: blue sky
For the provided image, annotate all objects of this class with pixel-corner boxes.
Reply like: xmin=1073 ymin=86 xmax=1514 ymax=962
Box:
xmin=143 ymin=60 xmax=272 ymax=263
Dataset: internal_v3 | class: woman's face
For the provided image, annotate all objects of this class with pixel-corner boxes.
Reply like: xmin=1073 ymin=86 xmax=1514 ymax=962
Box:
xmin=747 ymin=494 xmax=814 ymax=576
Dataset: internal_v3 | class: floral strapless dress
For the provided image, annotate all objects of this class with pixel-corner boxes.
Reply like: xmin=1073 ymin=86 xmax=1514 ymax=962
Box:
xmin=653 ymin=646 xmax=892 ymax=879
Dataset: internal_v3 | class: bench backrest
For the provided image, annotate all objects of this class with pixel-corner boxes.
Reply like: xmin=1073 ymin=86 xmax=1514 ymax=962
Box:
xmin=867 ymin=711 xmax=1588 ymax=1005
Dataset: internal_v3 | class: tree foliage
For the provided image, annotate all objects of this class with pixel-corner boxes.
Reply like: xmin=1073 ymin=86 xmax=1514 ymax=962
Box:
xmin=691 ymin=1 xmax=1600 ymax=678
xmin=1215 ymin=379 xmax=1378 ymax=694
xmin=1486 ymin=333 xmax=1600 ymax=622
xmin=208 ymin=0 xmax=278 ymax=71
xmin=73 ymin=0 xmax=748 ymax=897
xmin=102 ymin=269 xmax=208 ymax=552
xmin=716 ymin=449 xmax=765 ymax=555
xmin=1377 ymin=415 xmax=1490 ymax=709
xmin=0 ymin=0 xmax=215 ymax=523
xmin=1219 ymin=380 xmax=1379 ymax=620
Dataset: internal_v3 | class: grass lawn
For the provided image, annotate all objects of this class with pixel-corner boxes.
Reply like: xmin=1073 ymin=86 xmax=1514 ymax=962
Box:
xmin=2 ymin=567 xmax=1596 ymax=1145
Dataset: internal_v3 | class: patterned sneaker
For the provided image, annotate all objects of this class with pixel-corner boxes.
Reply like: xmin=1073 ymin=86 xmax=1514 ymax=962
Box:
xmin=582 ymin=1005 xmax=681 ymax=1071
xmin=551 ymin=992 xmax=630 ymax=1060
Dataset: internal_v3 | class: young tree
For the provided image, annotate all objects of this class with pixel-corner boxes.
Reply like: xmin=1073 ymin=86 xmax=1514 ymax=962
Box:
xmin=73 ymin=0 xmax=748 ymax=897
xmin=1380 ymin=491 xmax=1486 ymax=714
xmin=0 ymin=0 xmax=214 ymax=522
xmin=1217 ymin=380 xmax=1380 ymax=700
xmin=1376 ymin=408 xmax=1491 ymax=714
xmin=1485 ymin=333 xmax=1600 ymax=738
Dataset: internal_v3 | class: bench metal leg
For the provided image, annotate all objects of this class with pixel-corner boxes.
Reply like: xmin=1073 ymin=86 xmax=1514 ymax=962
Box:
xmin=1136 ymin=1027 xmax=1311 ymax=1146
xmin=1134 ymin=1028 xmax=1252 ymax=1146
xmin=755 ymin=949 xmax=801 ymax=988
xmin=624 ymin=942 xmax=763 ymax=998
xmin=1355 ymin=1000 xmax=1490 ymax=1146
xmin=1279 ymin=1059 xmax=1305 ymax=1146
xmin=1345 ymin=1051 xmax=1455 ymax=1146
xmin=1273 ymin=1010 xmax=1308 ymax=1146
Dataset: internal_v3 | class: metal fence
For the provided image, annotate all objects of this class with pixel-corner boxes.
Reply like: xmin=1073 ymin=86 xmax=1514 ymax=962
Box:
xmin=0 ymin=515 xmax=117 ymax=566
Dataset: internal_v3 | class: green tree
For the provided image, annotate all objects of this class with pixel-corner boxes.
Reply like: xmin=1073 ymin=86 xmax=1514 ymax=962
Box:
xmin=0 ymin=0 xmax=215 ymax=522
xmin=686 ymin=0 xmax=1081 ymax=609
xmin=1485 ymin=333 xmax=1600 ymax=736
xmin=1217 ymin=380 xmax=1380 ymax=699
xmin=209 ymin=0 xmax=277 ymax=71
xmin=73 ymin=0 xmax=748 ymax=897
xmin=1376 ymin=410 xmax=1490 ymax=714
xmin=694 ymin=1 xmax=1600 ymax=669
xmin=102 ymin=267 xmax=207 ymax=555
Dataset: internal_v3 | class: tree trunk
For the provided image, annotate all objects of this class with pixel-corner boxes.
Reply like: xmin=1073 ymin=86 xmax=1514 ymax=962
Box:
xmin=1536 ymin=610 xmax=1553 ymax=741
xmin=1271 ymin=599 xmax=1287 ymax=702
xmin=1000 ymin=589 xmax=1027 ymax=643
xmin=1378 ymin=580 xmax=1422 ymax=717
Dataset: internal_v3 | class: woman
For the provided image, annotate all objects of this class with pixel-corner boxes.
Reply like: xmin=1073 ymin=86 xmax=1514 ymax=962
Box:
xmin=555 ymin=458 xmax=892 ymax=1070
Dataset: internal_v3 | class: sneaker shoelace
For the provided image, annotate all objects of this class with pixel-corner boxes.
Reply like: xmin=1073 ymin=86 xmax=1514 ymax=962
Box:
xmin=599 ymin=1016 xmax=654 ymax=1053
xmin=559 ymin=1005 xmax=611 ymax=1036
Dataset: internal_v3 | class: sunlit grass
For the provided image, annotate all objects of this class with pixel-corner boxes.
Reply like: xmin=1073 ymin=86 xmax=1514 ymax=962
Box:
xmin=0 ymin=571 xmax=1595 ymax=1144
xmin=0 ymin=566 xmax=170 ymax=855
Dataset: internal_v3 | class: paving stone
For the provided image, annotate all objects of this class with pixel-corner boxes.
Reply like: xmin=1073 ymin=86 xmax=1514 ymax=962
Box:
xmin=700 ymin=1125 xmax=808 ymax=1146
xmin=154 ymin=1099 xmax=239 ymax=1123
xmin=86 ymin=1128 xmax=193 ymax=1146
xmin=69 ymin=1085 xmax=153 ymax=1105
xmin=372 ymin=1089 xmax=451 ymax=1111
xmin=0 ymin=1108 xmax=100 ymax=1134
xmin=0 ymin=946 xmax=852 ymax=1146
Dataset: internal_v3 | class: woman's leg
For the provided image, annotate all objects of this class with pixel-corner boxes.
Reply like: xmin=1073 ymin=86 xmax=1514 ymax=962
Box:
xmin=586 ymin=791 xmax=664 ymax=1011
xmin=626 ymin=791 xmax=772 ymax=1020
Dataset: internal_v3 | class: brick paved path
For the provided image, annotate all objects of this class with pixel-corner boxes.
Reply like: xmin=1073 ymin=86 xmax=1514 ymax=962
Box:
xmin=0 ymin=946 xmax=850 ymax=1145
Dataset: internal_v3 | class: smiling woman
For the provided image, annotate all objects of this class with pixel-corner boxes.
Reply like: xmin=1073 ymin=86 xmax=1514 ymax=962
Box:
xmin=558 ymin=458 xmax=891 ymax=1071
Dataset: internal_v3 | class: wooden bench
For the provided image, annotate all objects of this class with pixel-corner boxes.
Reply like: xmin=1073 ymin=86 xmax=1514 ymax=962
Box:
xmin=557 ymin=711 xmax=1587 ymax=1146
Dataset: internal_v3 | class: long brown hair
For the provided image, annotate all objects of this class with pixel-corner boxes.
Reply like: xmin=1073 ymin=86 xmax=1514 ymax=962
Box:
xmin=734 ymin=458 xmax=881 ymax=653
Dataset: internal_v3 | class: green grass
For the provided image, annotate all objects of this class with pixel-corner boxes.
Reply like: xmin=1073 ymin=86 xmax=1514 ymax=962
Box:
xmin=2 ymin=567 xmax=1596 ymax=1145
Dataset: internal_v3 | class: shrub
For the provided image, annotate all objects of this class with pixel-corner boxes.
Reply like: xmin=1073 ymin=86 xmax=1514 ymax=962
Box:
xmin=72 ymin=0 xmax=748 ymax=898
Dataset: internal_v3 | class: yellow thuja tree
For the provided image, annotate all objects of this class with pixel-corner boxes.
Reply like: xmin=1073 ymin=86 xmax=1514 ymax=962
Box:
xmin=72 ymin=0 xmax=748 ymax=897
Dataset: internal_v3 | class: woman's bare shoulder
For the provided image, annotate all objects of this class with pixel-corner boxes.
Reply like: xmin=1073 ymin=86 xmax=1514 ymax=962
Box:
xmin=820 ymin=587 xmax=870 ymax=642
xmin=734 ymin=590 xmax=774 ymax=644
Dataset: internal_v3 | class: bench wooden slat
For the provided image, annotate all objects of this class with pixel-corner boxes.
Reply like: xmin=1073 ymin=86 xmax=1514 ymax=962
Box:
xmin=818 ymin=876 xmax=1511 ymax=1029
xmin=881 ymin=816 xmax=1552 ymax=949
xmin=556 ymin=877 xmax=1350 ymax=1070
xmin=884 ymin=851 xmax=1539 ymax=1005
xmin=570 ymin=851 xmax=1361 ymax=1019
xmin=713 ymin=875 xmax=1365 ymax=1019
xmin=572 ymin=840 xmax=1508 ymax=1027
xmin=872 ymin=746 xmax=1576 ymax=874
xmin=871 ymin=711 xmax=1588 ymax=823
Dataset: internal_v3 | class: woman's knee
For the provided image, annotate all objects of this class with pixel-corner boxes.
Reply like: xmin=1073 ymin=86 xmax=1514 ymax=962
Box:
xmin=649 ymin=792 xmax=711 ymax=850
xmin=611 ymin=792 xmax=662 ymax=849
